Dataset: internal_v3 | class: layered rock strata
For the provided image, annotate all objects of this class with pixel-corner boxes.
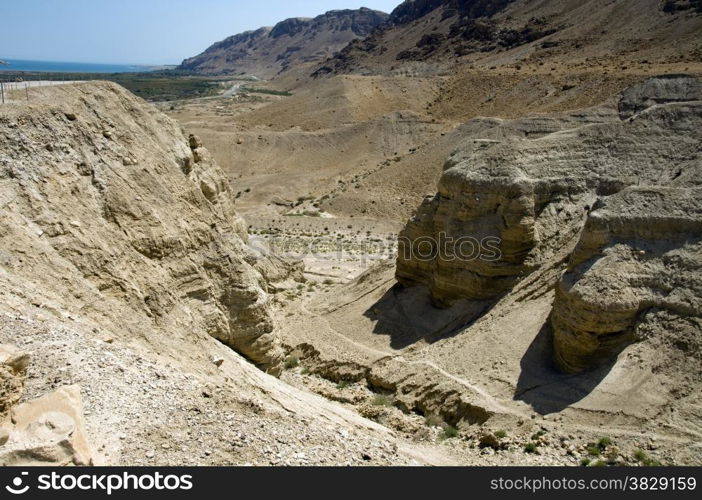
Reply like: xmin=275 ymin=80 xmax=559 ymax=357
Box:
xmin=0 ymin=82 xmax=283 ymax=373
xmin=397 ymin=75 xmax=701 ymax=370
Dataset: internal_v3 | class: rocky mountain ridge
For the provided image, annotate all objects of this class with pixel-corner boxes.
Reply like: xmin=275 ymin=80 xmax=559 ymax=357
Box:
xmin=179 ymin=8 xmax=389 ymax=77
xmin=313 ymin=0 xmax=702 ymax=77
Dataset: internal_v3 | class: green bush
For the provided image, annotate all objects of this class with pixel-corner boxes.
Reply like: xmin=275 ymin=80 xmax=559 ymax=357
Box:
xmin=580 ymin=458 xmax=591 ymax=466
xmin=641 ymin=457 xmax=662 ymax=466
xmin=586 ymin=445 xmax=601 ymax=457
xmin=531 ymin=430 xmax=546 ymax=440
xmin=336 ymin=380 xmax=352 ymax=390
xmin=284 ymin=356 xmax=299 ymax=369
xmin=597 ymin=437 xmax=612 ymax=450
xmin=442 ymin=426 xmax=459 ymax=440
xmin=632 ymin=449 xmax=661 ymax=465
xmin=524 ymin=443 xmax=538 ymax=454
xmin=495 ymin=430 xmax=507 ymax=439
xmin=240 ymin=87 xmax=292 ymax=96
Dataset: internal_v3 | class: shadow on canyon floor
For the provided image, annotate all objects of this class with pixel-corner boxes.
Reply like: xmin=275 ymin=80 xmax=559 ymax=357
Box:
xmin=514 ymin=322 xmax=616 ymax=414
xmin=363 ymin=283 xmax=493 ymax=349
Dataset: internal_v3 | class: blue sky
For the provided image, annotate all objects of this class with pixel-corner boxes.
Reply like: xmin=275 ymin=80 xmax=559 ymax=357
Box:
xmin=0 ymin=0 xmax=401 ymax=65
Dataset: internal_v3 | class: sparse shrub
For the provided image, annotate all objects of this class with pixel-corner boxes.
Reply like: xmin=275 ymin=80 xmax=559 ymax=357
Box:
xmin=597 ymin=437 xmax=612 ymax=450
xmin=634 ymin=450 xmax=662 ymax=466
xmin=442 ymin=426 xmax=459 ymax=440
xmin=495 ymin=430 xmax=507 ymax=439
xmin=284 ymin=356 xmax=299 ymax=369
xmin=323 ymin=279 xmax=334 ymax=285
xmin=336 ymin=380 xmax=352 ymax=390
xmin=300 ymin=367 xmax=310 ymax=375
xmin=371 ymin=394 xmax=395 ymax=407
xmin=240 ymin=87 xmax=292 ymax=96
xmin=591 ymin=460 xmax=607 ymax=467
xmin=531 ymin=430 xmax=546 ymax=440
xmin=586 ymin=445 xmax=601 ymax=457
xmin=524 ymin=442 xmax=538 ymax=453
xmin=580 ymin=458 xmax=591 ymax=466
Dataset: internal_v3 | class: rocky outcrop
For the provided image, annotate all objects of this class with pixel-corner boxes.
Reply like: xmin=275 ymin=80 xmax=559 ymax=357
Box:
xmin=388 ymin=0 xmax=513 ymax=26
xmin=0 ymin=82 xmax=283 ymax=373
xmin=0 ymin=344 xmax=94 ymax=466
xmin=179 ymin=8 xmax=388 ymax=76
xmin=398 ymin=76 xmax=702 ymax=369
xmin=1 ymin=385 xmax=94 ymax=466
xmin=618 ymin=74 xmax=702 ymax=119
xmin=552 ymin=188 xmax=702 ymax=373
xmin=0 ymin=345 xmax=29 ymax=414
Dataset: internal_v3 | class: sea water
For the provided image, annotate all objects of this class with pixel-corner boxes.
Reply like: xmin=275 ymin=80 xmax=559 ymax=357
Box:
xmin=0 ymin=58 xmax=155 ymax=73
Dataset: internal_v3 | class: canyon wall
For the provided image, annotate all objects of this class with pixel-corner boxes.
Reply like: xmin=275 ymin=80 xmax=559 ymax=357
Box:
xmin=397 ymin=75 xmax=702 ymax=371
xmin=0 ymin=82 xmax=283 ymax=373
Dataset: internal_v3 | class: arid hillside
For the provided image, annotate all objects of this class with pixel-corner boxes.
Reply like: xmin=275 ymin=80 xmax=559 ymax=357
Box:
xmin=269 ymin=75 xmax=702 ymax=466
xmin=179 ymin=8 xmax=389 ymax=77
xmin=314 ymin=0 xmax=702 ymax=77
xmin=3 ymin=0 xmax=700 ymax=469
xmin=0 ymin=82 xmax=465 ymax=466
xmin=156 ymin=0 xmax=702 ymax=467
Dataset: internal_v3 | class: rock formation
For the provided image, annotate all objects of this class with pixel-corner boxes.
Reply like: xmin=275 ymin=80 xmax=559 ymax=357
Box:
xmin=0 ymin=345 xmax=29 ymax=414
xmin=1 ymin=385 xmax=94 ymax=466
xmin=552 ymin=187 xmax=702 ymax=372
xmin=397 ymin=75 xmax=701 ymax=371
xmin=1 ymin=344 xmax=94 ymax=466
xmin=0 ymin=81 xmax=283 ymax=373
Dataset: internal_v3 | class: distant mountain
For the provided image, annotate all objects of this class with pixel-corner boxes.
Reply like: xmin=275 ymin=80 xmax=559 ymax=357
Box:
xmin=179 ymin=8 xmax=389 ymax=77
xmin=313 ymin=0 xmax=702 ymax=76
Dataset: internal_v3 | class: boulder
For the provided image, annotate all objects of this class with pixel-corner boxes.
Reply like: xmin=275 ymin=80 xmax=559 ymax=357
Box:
xmin=1 ymin=385 xmax=94 ymax=466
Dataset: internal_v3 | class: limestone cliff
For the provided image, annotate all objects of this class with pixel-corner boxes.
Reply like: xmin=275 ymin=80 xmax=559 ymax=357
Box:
xmin=0 ymin=82 xmax=283 ymax=373
xmin=397 ymin=75 xmax=702 ymax=371
xmin=552 ymin=188 xmax=702 ymax=373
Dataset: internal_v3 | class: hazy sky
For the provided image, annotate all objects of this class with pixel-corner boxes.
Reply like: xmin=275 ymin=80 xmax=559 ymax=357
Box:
xmin=1 ymin=0 xmax=401 ymax=65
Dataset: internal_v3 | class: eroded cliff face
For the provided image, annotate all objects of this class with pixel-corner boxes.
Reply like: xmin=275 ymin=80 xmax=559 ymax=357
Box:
xmin=0 ymin=82 xmax=283 ymax=373
xmin=397 ymin=75 xmax=701 ymax=371
xmin=552 ymin=188 xmax=702 ymax=373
